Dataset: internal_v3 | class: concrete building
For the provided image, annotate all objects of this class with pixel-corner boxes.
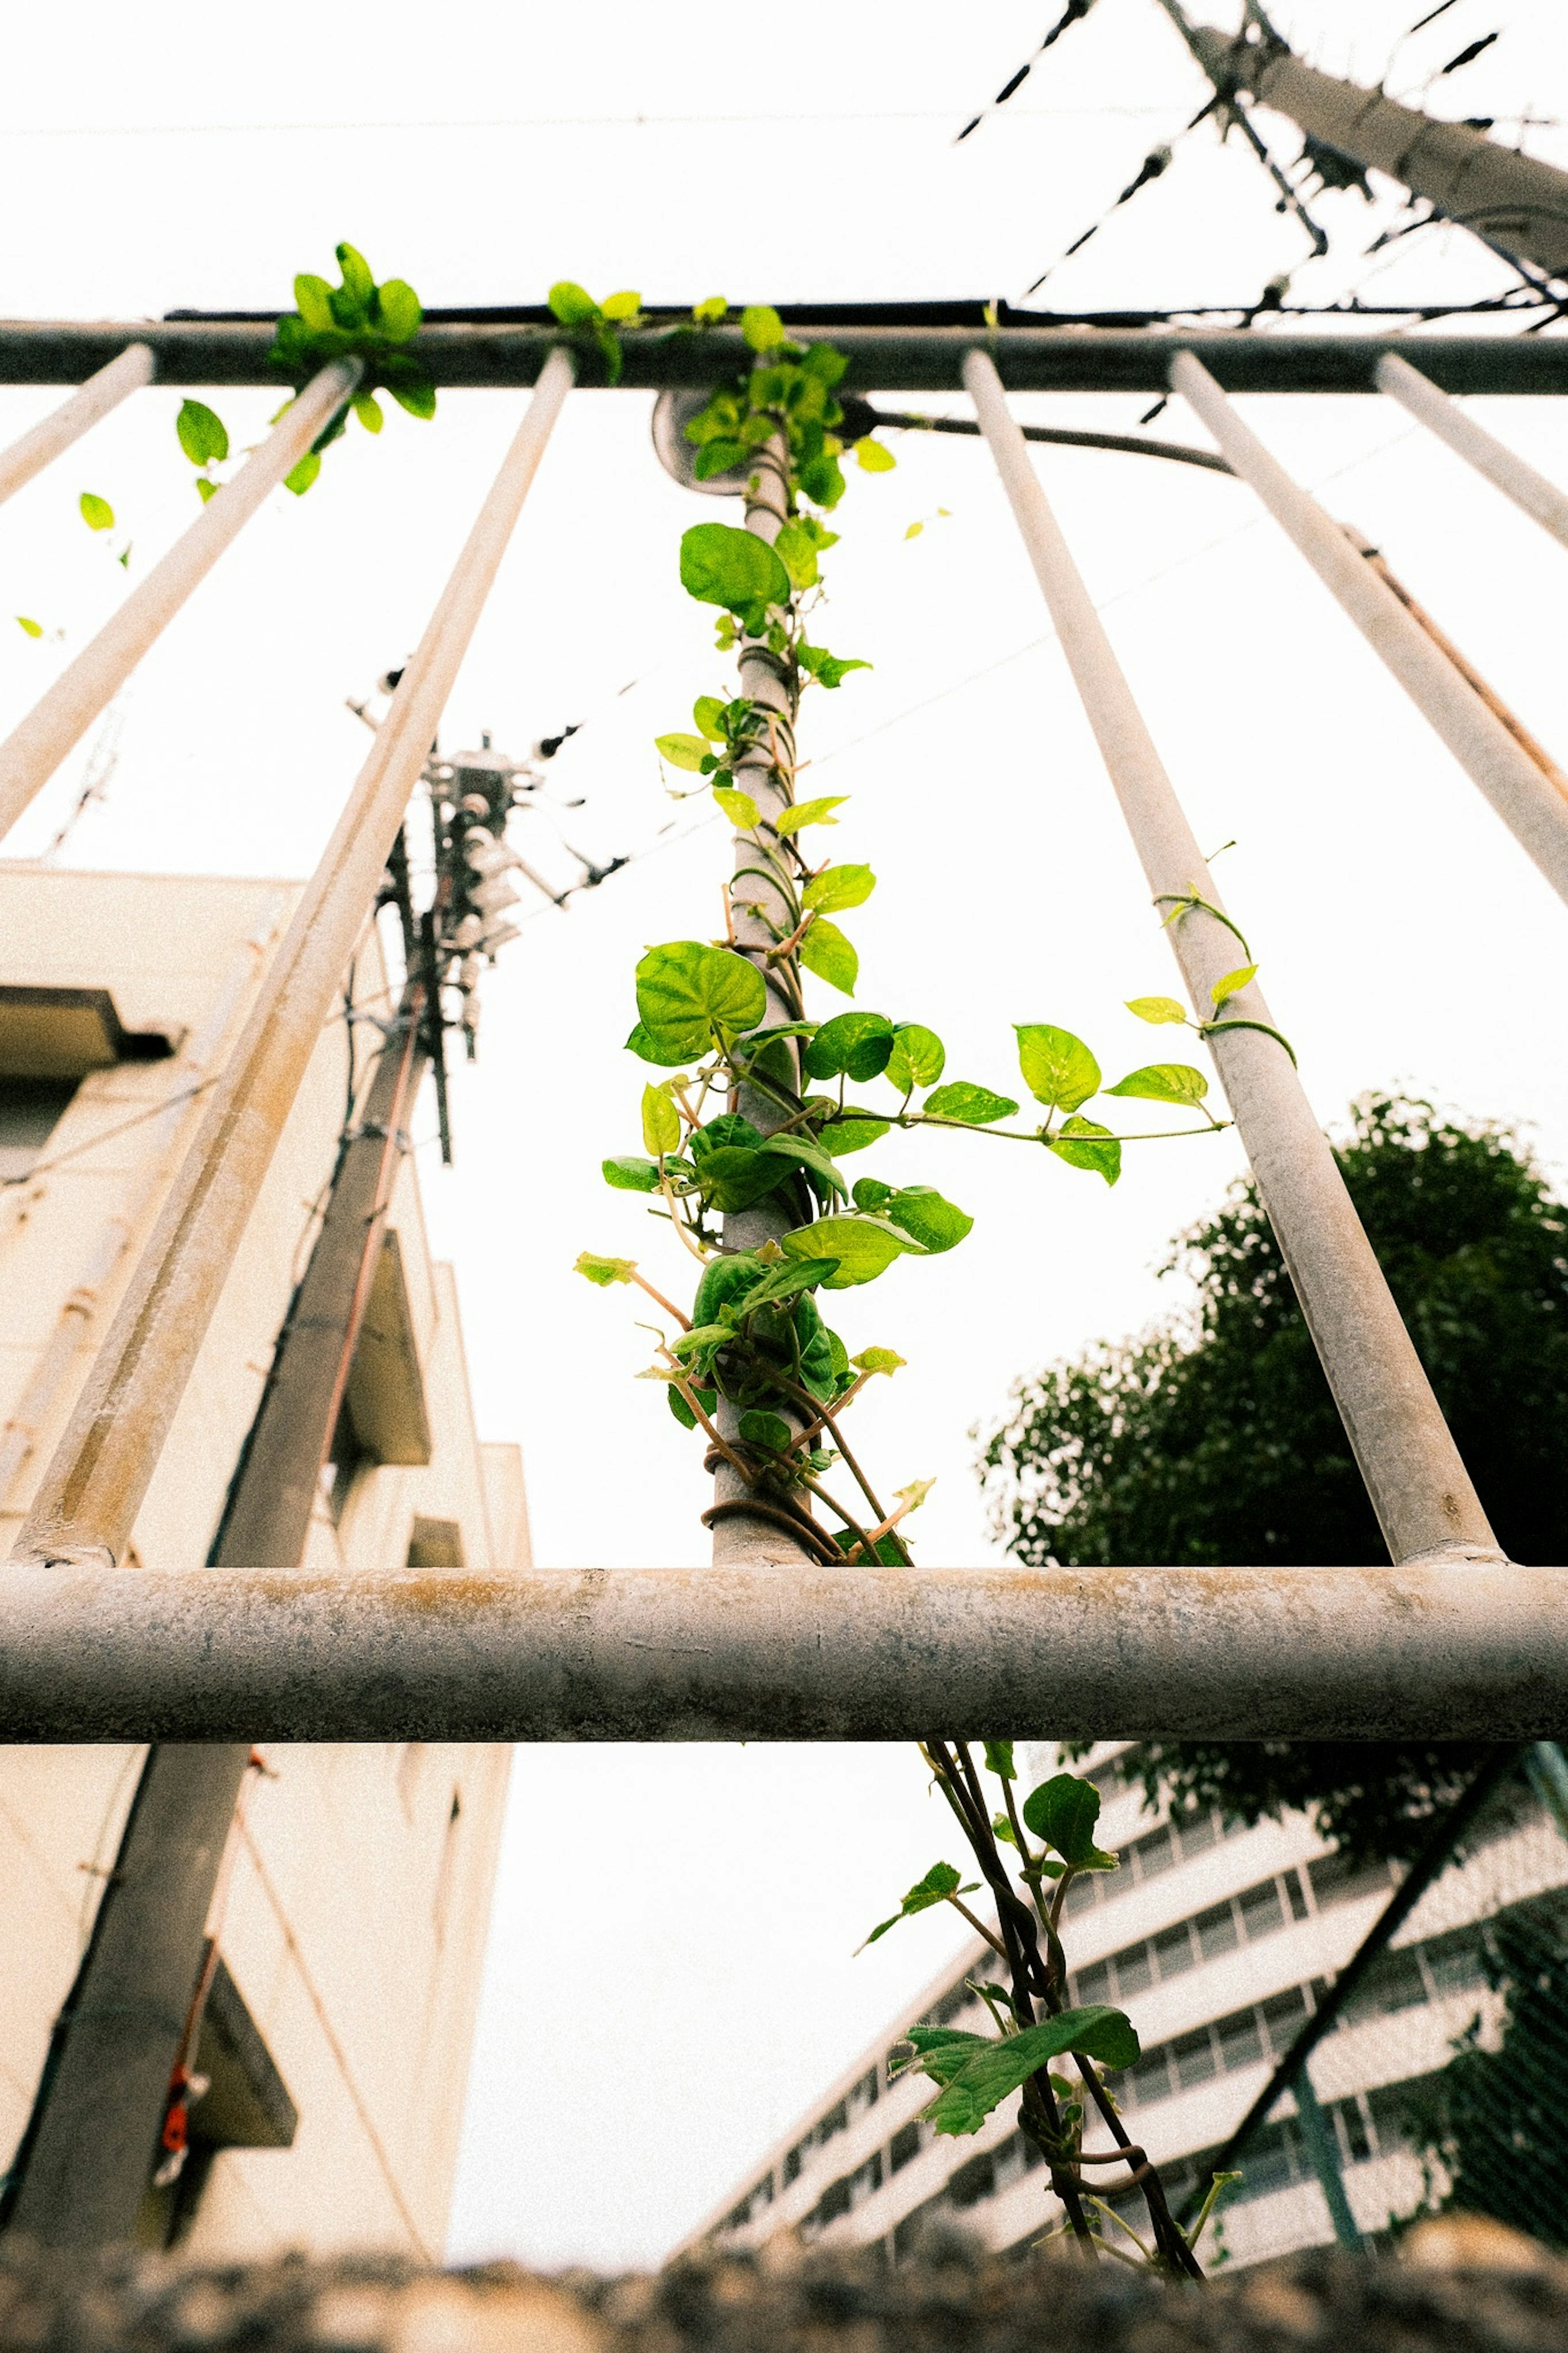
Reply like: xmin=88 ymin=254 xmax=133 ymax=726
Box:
xmin=686 ymin=1746 xmax=1568 ymax=2271
xmin=0 ymin=863 xmax=524 ymax=2259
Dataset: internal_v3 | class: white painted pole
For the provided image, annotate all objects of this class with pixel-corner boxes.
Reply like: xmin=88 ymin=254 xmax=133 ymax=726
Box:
xmin=1376 ymin=351 xmax=1568 ymax=555
xmin=1171 ymin=350 xmax=1568 ymax=910
xmin=962 ymin=348 xmax=1499 ymax=1572
xmin=0 ymin=357 xmax=361 ymax=845
xmin=0 ymin=343 xmax=155 ymax=508
xmin=12 ymin=348 xmax=576 ymax=1568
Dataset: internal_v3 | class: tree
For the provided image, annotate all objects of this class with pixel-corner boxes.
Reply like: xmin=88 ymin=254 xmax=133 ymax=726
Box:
xmin=978 ymin=1095 xmax=1568 ymax=1861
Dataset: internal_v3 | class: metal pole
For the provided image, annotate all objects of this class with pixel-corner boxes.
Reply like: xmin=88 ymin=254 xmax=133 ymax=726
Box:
xmin=1376 ymin=352 xmax=1568 ymax=555
xmin=0 ymin=359 xmax=361 ymax=846
xmin=1170 ymin=351 xmax=1568 ymax=910
xmin=10 ymin=346 xmax=575 ymax=1570
xmin=961 ymin=349 xmax=1497 ymax=1571
xmin=3 ymin=1562 xmax=1568 ymax=1743
xmin=1290 ymin=2063 xmax=1361 ymax=2252
xmin=706 ymin=435 xmax=818 ymax=1568
xmin=1176 ymin=16 xmax=1568 ymax=281
xmin=0 ymin=343 xmax=154 ymax=508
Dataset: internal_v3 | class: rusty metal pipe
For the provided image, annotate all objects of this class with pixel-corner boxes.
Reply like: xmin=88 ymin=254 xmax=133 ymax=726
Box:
xmin=962 ymin=348 xmax=1499 ymax=1571
xmin=0 ymin=1559 xmax=1564 ymax=1742
xmin=0 ymin=342 xmax=154 ymax=507
xmin=10 ymin=347 xmax=575 ymax=1568
xmin=0 ymin=359 xmax=360 ymax=844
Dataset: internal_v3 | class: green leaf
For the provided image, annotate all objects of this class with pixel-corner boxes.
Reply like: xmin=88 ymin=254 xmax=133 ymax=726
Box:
xmin=635 ymin=940 xmax=766 ymax=1053
xmin=893 ymin=2024 xmax=989 ymax=2081
xmin=759 ymin=1132 xmax=849 ymax=1200
xmin=884 ymin=1187 xmax=972 ymax=1255
xmin=1020 ymin=1772 xmax=1118 ymax=1869
xmin=693 ymin=295 xmax=728 ymax=326
xmin=797 ymin=642 xmax=871 ymax=690
xmin=694 ymin=1145 xmax=788 ymax=1213
xmin=284 ymin=451 xmax=321 ymax=496
xmin=602 ymin=1155 xmax=662 ymax=1193
xmin=775 ymin=796 xmax=847 ymax=834
xmin=713 ymin=785 xmax=761 ymax=830
xmin=641 ymin=1084 xmax=682 ymax=1158
xmin=802 ymin=864 xmax=876 ymax=917
xmin=679 ymin=522 xmax=791 ymax=619
xmin=1049 ymin=1115 xmax=1121 ymax=1186
xmin=575 ymin=1251 xmax=636 ymax=1286
xmin=548 ymin=281 xmax=600 ymax=326
xmin=601 ymin=289 xmax=641 ymax=321
xmin=195 ymin=479 xmax=219 ymax=504
xmin=384 ymin=369 xmax=437 ymax=421
xmin=824 ymin=1109 xmax=889 ymax=1154
xmin=923 ymin=2010 xmax=1140 ymax=2137
xmin=293 ymin=274 xmax=336 ymax=333
xmin=804 ymin=1011 xmax=893 ymax=1084
xmin=738 ymin=1255 xmax=840 ymax=1310
xmin=693 ymin=440 xmax=748 ymax=481
xmin=742 ymin=303 xmax=785 ymax=353
xmin=375 ymin=278 xmax=423 ymax=341
xmin=984 ymin=1741 xmax=1016 ymax=1781
xmin=784 ymin=1214 xmax=921 ymax=1290
xmin=625 ymin=1020 xmax=697 ymax=1068
xmin=852 ymin=1347 xmax=905 ymax=1376
xmin=737 ymin=1409 xmax=792 ymax=1452
xmin=1016 ymin=1024 xmax=1100 ymax=1113
xmin=1105 ymin=1063 xmax=1209 ymax=1106
xmin=14 ymin=616 xmax=43 ymax=638
xmin=693 ymin=696 xmax=728 ymax=742
xmin=655 ymin=732 xmax=710 ymax=772
xmin=1126 ymin=995 xmax=1188 ymax=1026
xmin=798 ymin=918 xmax=858 ymax=997
xmin=859 ymin=1861 xmax=972 ymax=1950
xmin=668 ymin=1380 xmax=717 ymax=1432
xmin=336 ymin=242 xmax=376 ymax=305
xmin=352 ymin=391 xmax=384 ymax=434
xmin=176 ymin=399 xmax=228 ymax=466
xmin=773 ymin=519 xmax=822 ymax=592
xmin=922 ymin=1082 xmax=1018 ymax=1126
xmin=78 ymin=492 xmax=114 ymax=531
xmin=1211 ymin=963 xmax=1258 ymax=1006
xmin=854 ymin=436 xmax=896 ymax=472
xmin=886 ymin=1024 xmax=945 ymax=1093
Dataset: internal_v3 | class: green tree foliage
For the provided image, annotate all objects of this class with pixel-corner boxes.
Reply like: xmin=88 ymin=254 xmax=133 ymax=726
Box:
xmin=979 ymin=1095 xmax=1568 ymax=1861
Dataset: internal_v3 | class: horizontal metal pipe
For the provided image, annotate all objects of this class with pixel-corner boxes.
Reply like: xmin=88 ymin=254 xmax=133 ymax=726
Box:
xmin=1171 ymin=351 xmax=1568 ymax=910
xmin=0 ymin=359 xmax=360 ymax=845
xmin=0 ymin=1561 xmax=1564 ymax=1742
xmin=1 ymin=322 xmax=1567 ymax=396
xmin=10 ymin=347 xmax=576 ymax=1568
xmin=1376 ymin=351 xmax=1568 ymax=554
xmin=962 ymin=349 xmax=1498 ymax=1572
xmin=0 ymin=342 xmax=154 ymax=506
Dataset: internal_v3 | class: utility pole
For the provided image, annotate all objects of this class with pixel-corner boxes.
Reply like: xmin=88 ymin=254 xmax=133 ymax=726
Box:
xmin=1156 ymin=2 xmax=1568 ymax=283
xmin=0 ymin=734 xmax=550 ymax=2252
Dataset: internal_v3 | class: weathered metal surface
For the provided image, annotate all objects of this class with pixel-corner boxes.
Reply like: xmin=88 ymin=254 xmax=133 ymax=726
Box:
xmin=9 ymin=348 xmax=575 ymax=1569
xmin=0 ymin=1561 xmax=1563 ymax=1742
xmin=1172 ymin=351 xmax=1568 ymax=909
xmin=1378 ymin=351 xmax=1568 ymax=555
xmin=0 ymin=341 xmax=153 ymax=506
xmin=962 ymin=349 xmax=1499 ymax=1572
xmin=1 ymin=322 xmax=1567 ymax=395
xmin=0 ymin=359 xmax=360 ymax=845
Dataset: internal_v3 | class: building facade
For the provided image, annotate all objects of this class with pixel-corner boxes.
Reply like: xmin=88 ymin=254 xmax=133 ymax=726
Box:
xmin=686 ymin=1747 xmax=1568 ymax=2271
xmin=0 ymin=863 xmax=524 ymax=2259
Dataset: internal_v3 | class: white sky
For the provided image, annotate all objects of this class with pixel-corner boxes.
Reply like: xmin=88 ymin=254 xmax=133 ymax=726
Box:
xmin=3 ymin=0 xmax=1566 ymax=2276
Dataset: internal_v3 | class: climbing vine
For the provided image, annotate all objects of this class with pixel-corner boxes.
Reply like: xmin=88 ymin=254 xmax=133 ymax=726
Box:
xmin=572 ymin=294 xmax=1252 ymax=2266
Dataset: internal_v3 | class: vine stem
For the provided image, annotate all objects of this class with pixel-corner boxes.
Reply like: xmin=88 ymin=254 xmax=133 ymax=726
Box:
xmin=629 ymin=1270 xmax=690 ymax=1331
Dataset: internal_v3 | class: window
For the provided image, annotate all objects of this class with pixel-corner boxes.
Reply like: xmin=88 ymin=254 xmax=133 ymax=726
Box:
xmin=889 ymin=2121 xmax=922 ymax=2174
xmin=1260 ymin=1986 xmax=1311 ymax=2055
xmin=1196 ymin=1900 xmax=1240 ymax=1960
xmin=818 ymin=2099 xmax=848 ymax=2145
xmin=947 ymin=2151 xmax=994 ymax=2208
xmin=1135 ymin=1825 xmax=1174 ymax=1882
xmin=1238 ymin=1878 xmax=1286 ymax=1941
xmin=0 ymin=1076 xmax=78 ymax=1182
xmin=1116 ymin=1945 xmax=1153 ymax=1997
xmin=1074 ymin=1958 xmax=1112 ymax=2005
xmin=1215 ymin=2010 xmax=1265 ymax=2072
xmin=784 ymin=2146 xmax=802 ymax=2185
xmin=1310 ymin=1851 xmax=1395 ymax=1909
xmin=1172 ymin=2027 xmax=1218 ymax=2090
xmin=1153 ymin=1920 xmax=1196 ymax=1981
xmin=323 ymin=1398 xmax=374 ymax=1524
xmin=407 ymin=1517 xmax=464 ymax=1567
xmin=817 ymin=2176 xmax=850 ymax=2225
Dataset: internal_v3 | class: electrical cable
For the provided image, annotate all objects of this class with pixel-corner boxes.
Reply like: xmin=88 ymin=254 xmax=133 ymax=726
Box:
xmin=954 ymin=1 xmax=1101 ymax=145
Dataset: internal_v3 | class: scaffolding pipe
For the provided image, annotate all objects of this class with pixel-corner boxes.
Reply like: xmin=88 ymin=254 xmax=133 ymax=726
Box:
xmin=1376 ymin=351 xmax=1568 ymax=555
xmin=0 ymin=359 xmax=361 ymax=846
xmin=0 ymin=342 xmax=154 ymax=508
xmin=0 ymin=1558 xmax=1564 ymax=1743
xmin=1170 ymin=351 xmax=1568 ymax=910
xmin=10 ymin=346 xmax=576 ymax=1569
xmin=962 ymin=348 xmax=1498 ymax=1572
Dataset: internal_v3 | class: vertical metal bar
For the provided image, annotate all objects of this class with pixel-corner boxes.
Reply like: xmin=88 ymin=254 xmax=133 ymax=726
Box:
xmin=1290 ymin=2063 xmax=1362 ymax=2250
xmin=0 ymin=358 xmax=361 ymax=845
xmin=1376 ymin=352 xmax=1568 ymax=554
xmin=708 ymin=435 xmax=818 ymax=1566
xmin=962 ymin=349 xmax=1499 ymax=1570
xmin=1169 ymin=352 xmax=1568 ymax=909
xmin=0 ymin=343 xmax=155 ymax=508
xmin=10 ymin=348 xmax=575 ymax=1568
